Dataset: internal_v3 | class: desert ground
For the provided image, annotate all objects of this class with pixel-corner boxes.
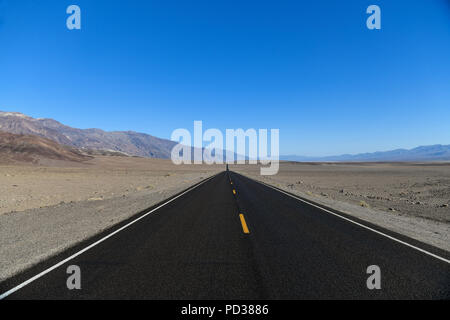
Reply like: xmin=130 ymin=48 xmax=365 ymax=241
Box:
xmin=0 ymin=156 xmax=222 ymax=281
xmin=0 ymin=156 xmax=222 ymax=215
xmin=233 ymin=161 xmax=450 ymax=251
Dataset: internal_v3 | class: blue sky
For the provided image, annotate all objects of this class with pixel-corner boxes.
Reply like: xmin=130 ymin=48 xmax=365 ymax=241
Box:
xmin=0 ymin=0 xmax=449 ymax=156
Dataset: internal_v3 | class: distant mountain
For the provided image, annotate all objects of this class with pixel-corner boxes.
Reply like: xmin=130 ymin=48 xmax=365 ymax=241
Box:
xmin=282 ymin=145 xmax=450 ymax=162
xmin=0 ymin=111 xmax=176 ymax=158
xmin=0 ymin=131 xmax=91 ymax=164
xmin=3 ymin=111 xmax=447 ymax=163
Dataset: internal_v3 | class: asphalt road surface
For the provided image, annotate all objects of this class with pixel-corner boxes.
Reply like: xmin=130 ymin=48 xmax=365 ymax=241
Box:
xmin=1 ymin=171 xmax=449 ymax=299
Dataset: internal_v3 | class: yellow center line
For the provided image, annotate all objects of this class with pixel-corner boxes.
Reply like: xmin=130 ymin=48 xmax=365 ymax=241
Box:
xmin=232 ymin=189 xmax=236 ymax=195
xmin=239 ymin=214 xmax=250 ymax=234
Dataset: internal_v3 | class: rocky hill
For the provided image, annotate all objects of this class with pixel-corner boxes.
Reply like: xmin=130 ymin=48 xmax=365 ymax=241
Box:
xmin=0 ymin=131 xmax=91 ymax=164
xmin=0 ymin=112 xmax=176 ymax=158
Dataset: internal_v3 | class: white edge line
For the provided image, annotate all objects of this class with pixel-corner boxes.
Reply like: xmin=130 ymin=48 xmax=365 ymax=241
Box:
xmin=251 ymin=176 xmax=450 ymax=265
xmin=0 ymin=174 xmax=218 ymax=300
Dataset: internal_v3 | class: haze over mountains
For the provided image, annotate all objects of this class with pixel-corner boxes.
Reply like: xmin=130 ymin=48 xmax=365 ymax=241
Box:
xmin=0 ymin=111 xmax=449 ymax=162
xmin=282 ymin=145 xmax=450 ymax=162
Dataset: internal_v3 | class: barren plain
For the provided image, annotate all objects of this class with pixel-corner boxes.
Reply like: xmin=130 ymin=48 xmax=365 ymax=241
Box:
xmin=233 ymin=161 xmax=450 ymax=251
xmin=0 ymin=156 xmax=222 ymax=281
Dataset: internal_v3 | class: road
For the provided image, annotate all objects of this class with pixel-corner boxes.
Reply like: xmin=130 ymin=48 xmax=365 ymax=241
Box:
xmin=1 ymin=171 xmax=449 ymax=299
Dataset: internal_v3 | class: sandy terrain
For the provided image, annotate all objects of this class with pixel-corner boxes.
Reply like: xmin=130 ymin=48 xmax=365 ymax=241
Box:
xmin=0 ymin=156 xmax=222 ymax=215
xmin=233 ymin=162 xmax=450 ymax=251
xmin=0 ymin=156 xmax=222 ymax=281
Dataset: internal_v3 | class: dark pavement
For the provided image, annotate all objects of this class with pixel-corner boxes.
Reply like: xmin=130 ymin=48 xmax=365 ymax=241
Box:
xmin=1 ymin=171 xmax=449 ymax=299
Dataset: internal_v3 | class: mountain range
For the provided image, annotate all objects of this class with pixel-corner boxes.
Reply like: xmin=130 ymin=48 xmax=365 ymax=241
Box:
xmin=281 ymin=145 xmax=450 ymax=162
xmin=0 ymin=111 xmax=176 ymax=158
xmin=1 ymin=111 xmax=449 ymax=162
